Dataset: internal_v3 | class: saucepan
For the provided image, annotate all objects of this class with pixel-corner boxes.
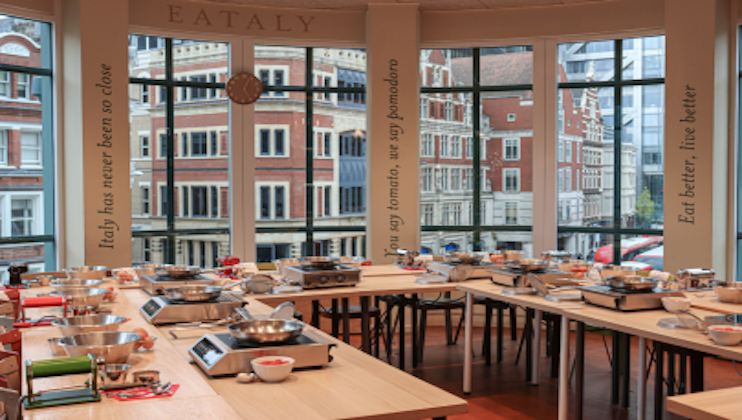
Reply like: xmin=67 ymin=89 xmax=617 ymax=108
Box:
xmin=163 ymin=279 xmax=250 ymax=302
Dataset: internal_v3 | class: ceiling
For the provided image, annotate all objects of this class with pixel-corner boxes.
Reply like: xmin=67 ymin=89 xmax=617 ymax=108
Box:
xmin=200 ymin=0 xmax=613 ymax=12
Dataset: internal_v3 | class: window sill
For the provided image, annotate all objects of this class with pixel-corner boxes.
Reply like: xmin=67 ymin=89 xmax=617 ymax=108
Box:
xmin=256 ymin=155 xmax=290 ymax=158
xmin=19 ymin=164 xmax=42 ymax=170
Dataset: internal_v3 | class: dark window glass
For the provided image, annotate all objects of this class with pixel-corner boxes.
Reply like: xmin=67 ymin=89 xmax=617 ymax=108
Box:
xmin=191 ymin=75 xmax=207 ymax=99
xmin=181 ymin=132 xmax=188 ymax=156
xmin=324 ymin=186 xmax=331 ymax=216
xmin=324 ymin=133 xmax=331 ymax=157
xmin=260 ymin=130 xmax=270 ymax=155
xmin=260 ymin=186 xmax=270 ymax=219
xmin=183 ymin=187 xmax=189 ymax=217
xmin=160 ymin=134 xmax=167 ymax=157
xmin=137 ymin=36 xmax=147 ymax=50
xmin=211 ymin=186 xmax=218 ymax=217
xmin=191 ymin=132 xmax=207 ymax=156
xmin=275 ymin=130 xmax=285 ymax=156
xmin=192 ymin=186 xmax=208 ymax=216
xmin=160 ymin=186 xmax=168 ymax=216
xmin=210 ymin=131 xmax=217 ymax=156
xmin=200 ymin=242 xmax=206 ymax=267
xmin=275 ymin=70 xmax=284 ymax=87
xmin=275 ymin=186 xmax=285 ymax=219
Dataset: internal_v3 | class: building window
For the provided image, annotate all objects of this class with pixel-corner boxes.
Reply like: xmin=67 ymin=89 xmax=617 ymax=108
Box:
xmin=565 ymin=168 xmax=572 ymax=192
xmin=445 ymin=102 xmax=452 ymax=121
xmin=17 ymin=74 xmax=29 ymax=99
xmin=211 ymin=132 xmax=218 ymax=156
xmin=422 ymin=167 xmax=433 ymax=191
xmin=143 ymin=238 xmax=151 ymax=262
xmin=0 ymin=131 xmax=7 ymax=165
xmin=142 ymin=187 xmax=149 ymax=215
xmin=21 ymin=132 xmax=41 ymax=165
xmin=140 ymin=135 xmax=149 ymax=157
xmin=256 ymin=127 xmax=288 ymax=157
xmin=466 ymin=138 xmax=473 ymax=159
xmin=503 ymin=168 xmax=520 ymax=192
xmin=140 ymin=83 xmax=148 ymax=104
xmin=258 ymin=184 xmax=287 ymax=220
xmin=451 ymin=168 xmax=461 ymax=190
xmin=192 ymin=186 xmax=208 ymax=217
xmin=507 ymin=113 xmax=516 ymax=122
xmin=440 ymin=168 xmax=449 ymax=190
xmin=451 ymin=136 xmax=461 ymax=158
xmin=160 ymin=186 xmax=167 ymax=216
xmin=504 ymin=138 xmax=520 ymax=161
xmin=211 ymin=186 xmax=218 ymax=218
xmin=11 ymin=198 xmax=33 ymax=236
xmin=159 ymin=133 xmax=167 ymax=158
xmin=0 ymin=71 xmax=8 ymax=97
xmin=324 ymin=133 xmax=331 ymax=157
xmin=505 ymin=202 xmax=518 ymax=225
xmin=557 ymin=141 xmax=563 ymax=163
xmin=422 ymin=133 xmax=434 ymax=157
xmin=190 ymin=75 xmax=207 ymax=99
xmin=182 ymin=187 xmax=189 ymax=217
xmin=420 ymin=98 xmax=428 ymax=119
xmin=440 ymin=135 xmax=449 ymax=157
xmin=191 ymin=132 xmax=208 ymax=156
xmin=422 ymin=204 xmax=433 ymax=225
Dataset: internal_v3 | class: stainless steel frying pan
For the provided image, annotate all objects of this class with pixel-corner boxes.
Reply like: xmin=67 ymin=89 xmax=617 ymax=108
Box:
xmin=163 ymin=279 xmax=249 ymax=302
xmin=228 ymin=303 xmax=303 ymax=345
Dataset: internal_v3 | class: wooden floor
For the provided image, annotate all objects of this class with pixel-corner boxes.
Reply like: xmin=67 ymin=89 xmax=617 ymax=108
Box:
xmin=341 ymin=325 xmax=742 ymax=420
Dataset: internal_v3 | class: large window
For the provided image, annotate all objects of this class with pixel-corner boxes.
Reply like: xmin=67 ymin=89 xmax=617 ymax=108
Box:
xmin=420 ymin=47 xmax=534 ymax=255
xmin=0 ymin=16 xmax=54 ymax=276
xmin=254 ymin=46 xmax=367 ymax=262
xmin=557 ymin=36 xmax=664 ymax=261
xmin=129 ymin=36 xmax=229 ymax=266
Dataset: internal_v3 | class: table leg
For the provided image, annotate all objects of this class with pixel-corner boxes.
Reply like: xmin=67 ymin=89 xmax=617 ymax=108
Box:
xmin=311 ymin=300 xmax=320 ymax=328
xmin=342 ymin=297 xmax=350 ymax=344
xmin=611 ymin=331 xmax=620 ymax=405
xmin=667 ymin=349 xmax=675 ymax=397
xmin=331 ymin=299 xmax=339 ymax=338
xmin=463 ymin=292 xmax=473 ymax=394
xmin=361 ymin=296 xmax=370 ymax=353
xmin=654 ymin=341 xmax=664 ymax=420
xmin=637 ymin=336 xmax=647 ymax=420
xmin=526 ymin=308 xmax=532 ymax=378
xmin=551 ymin=315 xmax=560 ymax=379
xmin=621 ymin=333 xmax=631 ymax=409
xmin=411 ymin=294 xmax=419 ymax=368
xmin=679 ymin=353 xmax=687 ymax=394
xmin=373 ymin=296 xmax=380 ymax=358
xmin=532 ymin=309 xmax=542 ymax=386
xmin=575 ymin=322 xmax=584 ymax=420
xmin=690 ymin=352 xmax=703 ymax=393
xmin=558 ymin=316 xmax=570 ymax=420
xmin=497 ymin=303 xmax=504 ymax=364
xmin=398 ymin=295 xmax=406 ymax=370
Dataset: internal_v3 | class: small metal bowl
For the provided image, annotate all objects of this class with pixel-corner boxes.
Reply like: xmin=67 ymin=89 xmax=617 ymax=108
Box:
xmin=102 ymin=363 xmax=131 ymax=386
xmin=64 ymin=266 xmax=109 ymax=280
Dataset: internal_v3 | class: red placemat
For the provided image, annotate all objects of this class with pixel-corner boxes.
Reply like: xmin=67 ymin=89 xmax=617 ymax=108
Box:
xmin=402 ymin=267 xmax=426 ymax=271
xmin=104 ymin=384 xmax=179 ymax=401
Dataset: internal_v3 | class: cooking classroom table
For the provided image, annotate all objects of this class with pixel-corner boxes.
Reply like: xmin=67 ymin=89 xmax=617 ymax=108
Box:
xmin=17 ymin=285 xmax=468 ymax=419
xmin=125 ymin=289 xmax=468 ymax=420
xmin=665 ymin=386 xmax=742 ymax=420
xmin=457 ymin=280 xmax=742 ymax=420
xmin=255 ymin=266 xmax=460 ymax=369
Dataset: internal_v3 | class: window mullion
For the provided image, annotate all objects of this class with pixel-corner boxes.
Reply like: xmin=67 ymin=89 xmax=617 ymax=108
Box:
xmin=613 ymin=39 xmax=623 ymax=264
xmin=165 ymin=38 xmax=176 ymax=263
xmin=472 ymin=49 xmax=481 ymax=251
xmin=305 ymin=47 xmax=314 ymax=255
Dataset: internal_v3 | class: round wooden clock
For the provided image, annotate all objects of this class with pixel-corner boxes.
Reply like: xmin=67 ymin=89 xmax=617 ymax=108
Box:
xmin=226 ymin=72 xmax=263 ymax=104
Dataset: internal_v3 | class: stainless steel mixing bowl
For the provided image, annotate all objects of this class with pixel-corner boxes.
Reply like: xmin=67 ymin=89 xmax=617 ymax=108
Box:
xmin=64 ymin=266 xmax=109 ymax=280
xmin=51 ymin=314 xmax=127 ymax=336
xmin=58 ymin=331 xmax=142 ymax=364
xmin=50 ymin=279 xmax=105 ymax=289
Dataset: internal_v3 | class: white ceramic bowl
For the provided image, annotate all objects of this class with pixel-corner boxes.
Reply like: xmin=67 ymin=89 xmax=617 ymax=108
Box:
xmin=250 ymin=356 xmax=295 ymax=382
xmin=661 ymin=297 xmax=691 ymax=313
xmin=708 ymin=325 xmax=742 ymax=346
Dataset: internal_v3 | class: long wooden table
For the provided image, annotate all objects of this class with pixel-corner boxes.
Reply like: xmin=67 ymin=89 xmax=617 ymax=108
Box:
xmin=457 ymin=280 xmax=742 ymax=420
xmin=19 ymin=285 xmax=468 ymax=419
xmin=666 ymin=386 xmax=742 ymax=420
xmin=253 ymin=271 xmax=461 ymax=369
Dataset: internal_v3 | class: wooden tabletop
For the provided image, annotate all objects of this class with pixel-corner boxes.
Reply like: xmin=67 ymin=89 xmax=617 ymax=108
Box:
xmin=253 ymin=272 xmax=458 ymax=304
xmin=14 ymin=284 xmax=470 ymax=420
xmin=457 ymin=280 xmax=742 ymax=361
xmin=666 ymin=386 xmax=742 ymax=420
xmin=684 ymin=290 xmax=742 ymax=315
xmin=20 ymin=286 xmax=240 ymax=419
xmin=360 ymin=265 xmax=425 ymax=277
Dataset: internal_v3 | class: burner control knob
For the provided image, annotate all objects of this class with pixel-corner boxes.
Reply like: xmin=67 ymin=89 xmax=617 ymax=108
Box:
xmin=335 ymin=274 xmax=347 ymax=283
xmin=318 ymin=275 xmax=330 ymax=285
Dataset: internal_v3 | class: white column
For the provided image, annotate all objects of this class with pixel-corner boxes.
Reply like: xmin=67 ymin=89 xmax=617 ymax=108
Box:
xmin=366 ymin=4 xmax=420 ymax=263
